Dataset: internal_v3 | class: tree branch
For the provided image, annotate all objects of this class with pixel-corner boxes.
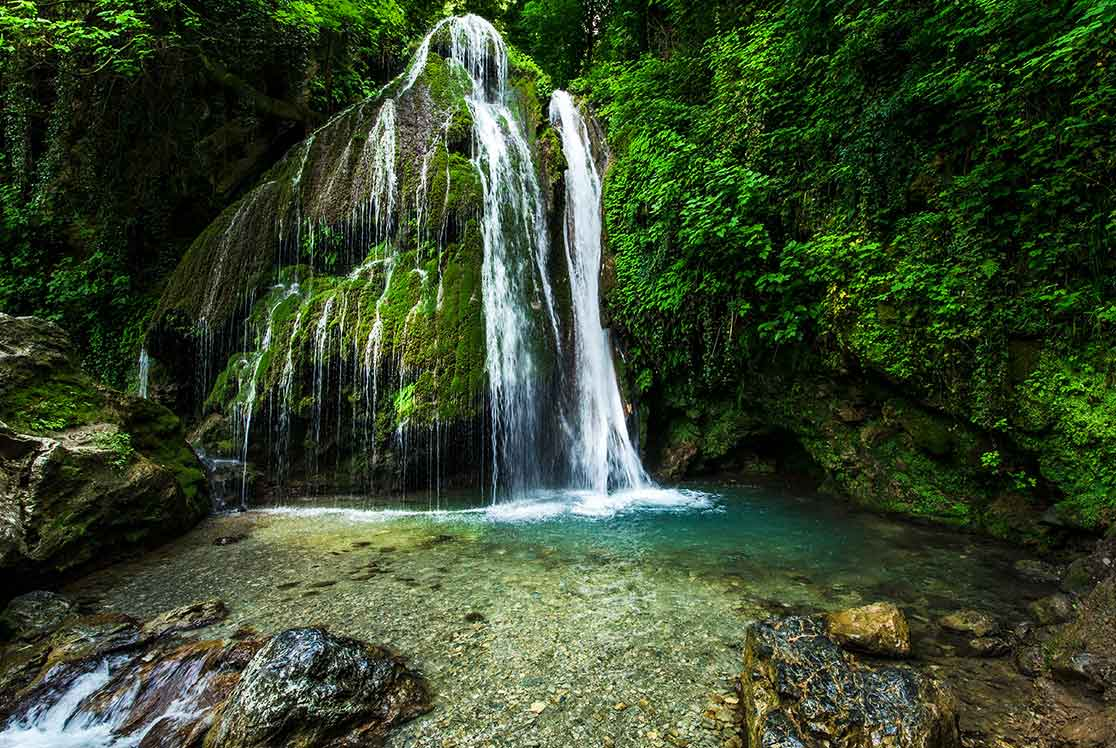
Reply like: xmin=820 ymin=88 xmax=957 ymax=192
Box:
xmin=199 ymin=53 xmax=324 ymax=127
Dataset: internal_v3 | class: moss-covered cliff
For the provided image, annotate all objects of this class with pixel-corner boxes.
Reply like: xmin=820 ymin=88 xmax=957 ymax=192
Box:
xmin=148 ymin=25 xmax=565 ymax=497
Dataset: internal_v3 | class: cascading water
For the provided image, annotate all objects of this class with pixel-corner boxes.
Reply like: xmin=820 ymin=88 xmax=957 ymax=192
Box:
xmin=148 ymin=15 xmax=650 ymax=507
xmin=550 ymin=91 xmax=650 ymax=493
xmin=408 ymin=15 xmax=563 ymax=501
xmin=137 ymin=347 xmax=150 ymax=399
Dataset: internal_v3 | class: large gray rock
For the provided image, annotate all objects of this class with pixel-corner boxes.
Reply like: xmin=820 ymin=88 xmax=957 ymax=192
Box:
xmin=206 ymin=627 xmax=431 ymax=748
xmin=741 ymin=616 xmax=960 ymax=748
xmin=0 ymin=313 xmax=209 ymax=598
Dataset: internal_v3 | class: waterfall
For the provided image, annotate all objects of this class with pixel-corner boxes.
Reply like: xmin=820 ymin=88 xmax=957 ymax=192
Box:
xmin=154 ymin=15 xmax=653 ymax=505
xmin=549 ymin=91 xmax=650 ymax=493
xmin=137 ymin=347 xmax=150 ymax=399
xmin=411 ymin=15 xmax=562 ymax=501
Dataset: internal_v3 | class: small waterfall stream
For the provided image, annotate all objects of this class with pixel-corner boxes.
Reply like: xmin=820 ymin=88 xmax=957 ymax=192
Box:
xmin=137 ymin=348 xmax=150 ymax=399
xmin=549 ymin=91 xmax=650 ymax=493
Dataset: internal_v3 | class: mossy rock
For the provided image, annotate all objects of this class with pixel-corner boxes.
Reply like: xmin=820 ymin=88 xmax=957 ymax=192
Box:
xmin=0 ymin=314 xmax=209 ymax=600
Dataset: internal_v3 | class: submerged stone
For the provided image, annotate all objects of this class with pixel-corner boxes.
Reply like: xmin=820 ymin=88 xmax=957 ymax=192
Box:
xmin=939 ymin=610 xmax=998 ymax=638
xmin=141 ymin=599 xmax=229 ymax=639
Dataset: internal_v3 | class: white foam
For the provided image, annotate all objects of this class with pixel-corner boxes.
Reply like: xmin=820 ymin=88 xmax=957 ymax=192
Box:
xmin=259 ymin=488 xmax=716 ymax=525
xmin=0 ymin=661 xmax=129 ymax=748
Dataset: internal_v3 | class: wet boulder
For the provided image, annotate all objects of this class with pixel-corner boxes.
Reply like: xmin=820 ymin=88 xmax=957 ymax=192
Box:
xmin=939 ymin=610 xmax=998 ymax=638
xmin=0 ymin=590 xmax=74 ymax=641
xmin=0 ymin=313 xmax=209 ymax=598
xmin=741 ymin=616 xmax=960 ymax=748
xmin=827 ymin=601 xmax=911 ymax=657
xmin=206 ymin=627 xmax=431 ymax=748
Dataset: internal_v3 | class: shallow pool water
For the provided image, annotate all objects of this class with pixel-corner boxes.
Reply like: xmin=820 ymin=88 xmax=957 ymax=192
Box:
xmin=64 ymin=483 xmax=1051 ymax=747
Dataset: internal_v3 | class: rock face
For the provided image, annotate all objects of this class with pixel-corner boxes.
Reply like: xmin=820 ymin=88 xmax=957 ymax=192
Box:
xmin=207 ymin=628 xmax=431 ymax=747
xmin=1008 ymin=534 xmax=1116 ymax=747
xmin=826 ymin=601 xmax=911 ymax=657
xmin=0 ymin=595 xmax=430 ymax=747
xmin=0 ymin=313 xmax=208 ymax=598
xmin=740 ymin=616 xmax=960 ymax=748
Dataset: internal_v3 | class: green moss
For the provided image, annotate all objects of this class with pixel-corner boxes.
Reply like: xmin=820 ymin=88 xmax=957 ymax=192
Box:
xmin=1 ymin=376 xmax=107 ymax=435
xmin=1013 ymin=349 xmax=1116 ymax=530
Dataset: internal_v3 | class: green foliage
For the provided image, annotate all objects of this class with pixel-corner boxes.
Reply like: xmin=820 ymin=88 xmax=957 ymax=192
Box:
xmin=95 ymin=430 xmax=136 ymax=470
xmin=580 ymin=0 xmax=1116 ymax=529
xmin=3 ymin=379 xmax=104 ymax=435
xmin=0 ymin=0 xmax=447 ymax=387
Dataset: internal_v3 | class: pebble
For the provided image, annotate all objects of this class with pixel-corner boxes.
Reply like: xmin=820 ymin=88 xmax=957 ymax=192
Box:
xmin=529 ymin=701 xmax=547 ymax=715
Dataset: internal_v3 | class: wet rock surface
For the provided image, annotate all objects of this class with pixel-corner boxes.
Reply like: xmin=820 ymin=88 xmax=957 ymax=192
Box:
xmin=209 ymin=627 xmax=431 ymax=747
xmin=826 ymin=601 xmax=911 ymax=657
xmin=0 ymin=593 xmax=429 ymax=747
xmin=740 ymin=615 xmax=960 ymax=748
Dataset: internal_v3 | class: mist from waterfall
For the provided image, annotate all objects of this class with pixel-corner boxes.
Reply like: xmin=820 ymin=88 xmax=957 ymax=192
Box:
xmin=550 ymin=91 xmax=650 ymax=494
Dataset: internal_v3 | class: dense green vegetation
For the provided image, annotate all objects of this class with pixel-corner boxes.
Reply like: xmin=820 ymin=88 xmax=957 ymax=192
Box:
xmin=569 ymin=0 xmax=1116 ymax=535
xmin=2 ymin=0 xmax=1113 ymax=536
xmin=0 ymin=0 xmax=449 ymax=383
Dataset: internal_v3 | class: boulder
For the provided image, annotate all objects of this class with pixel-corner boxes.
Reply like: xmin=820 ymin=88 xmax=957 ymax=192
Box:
xmin=0 ymin=313 xmax=209 ymax=598
xmin=206 ymin=627 xmax=431 ymax=748
xmin=1029 ymin=594 xmax=1075 ymax=626
xmin=827 ymin=601 xmax=911 ymax=657
xmin=0 ymin=590 xmax=74 ymax=641
xmin=939 ymin=610 xmax=998 ymax=638
xmin=1060 ymin=534 xmax=1115 ymax=595
xmin=740 ymin=616 xmax=960 ymax=748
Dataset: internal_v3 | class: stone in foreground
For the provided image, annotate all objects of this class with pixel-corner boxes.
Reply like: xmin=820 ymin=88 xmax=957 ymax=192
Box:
xmin=827 ymin=601 xmax=911 ymax=657
xmin=741 ymin=616 xmax=959 ymax=748
xmin=207 ymin=627 xmax=431 ymax=748
xmin=938 ymin=610 xmax=998 ymax=638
